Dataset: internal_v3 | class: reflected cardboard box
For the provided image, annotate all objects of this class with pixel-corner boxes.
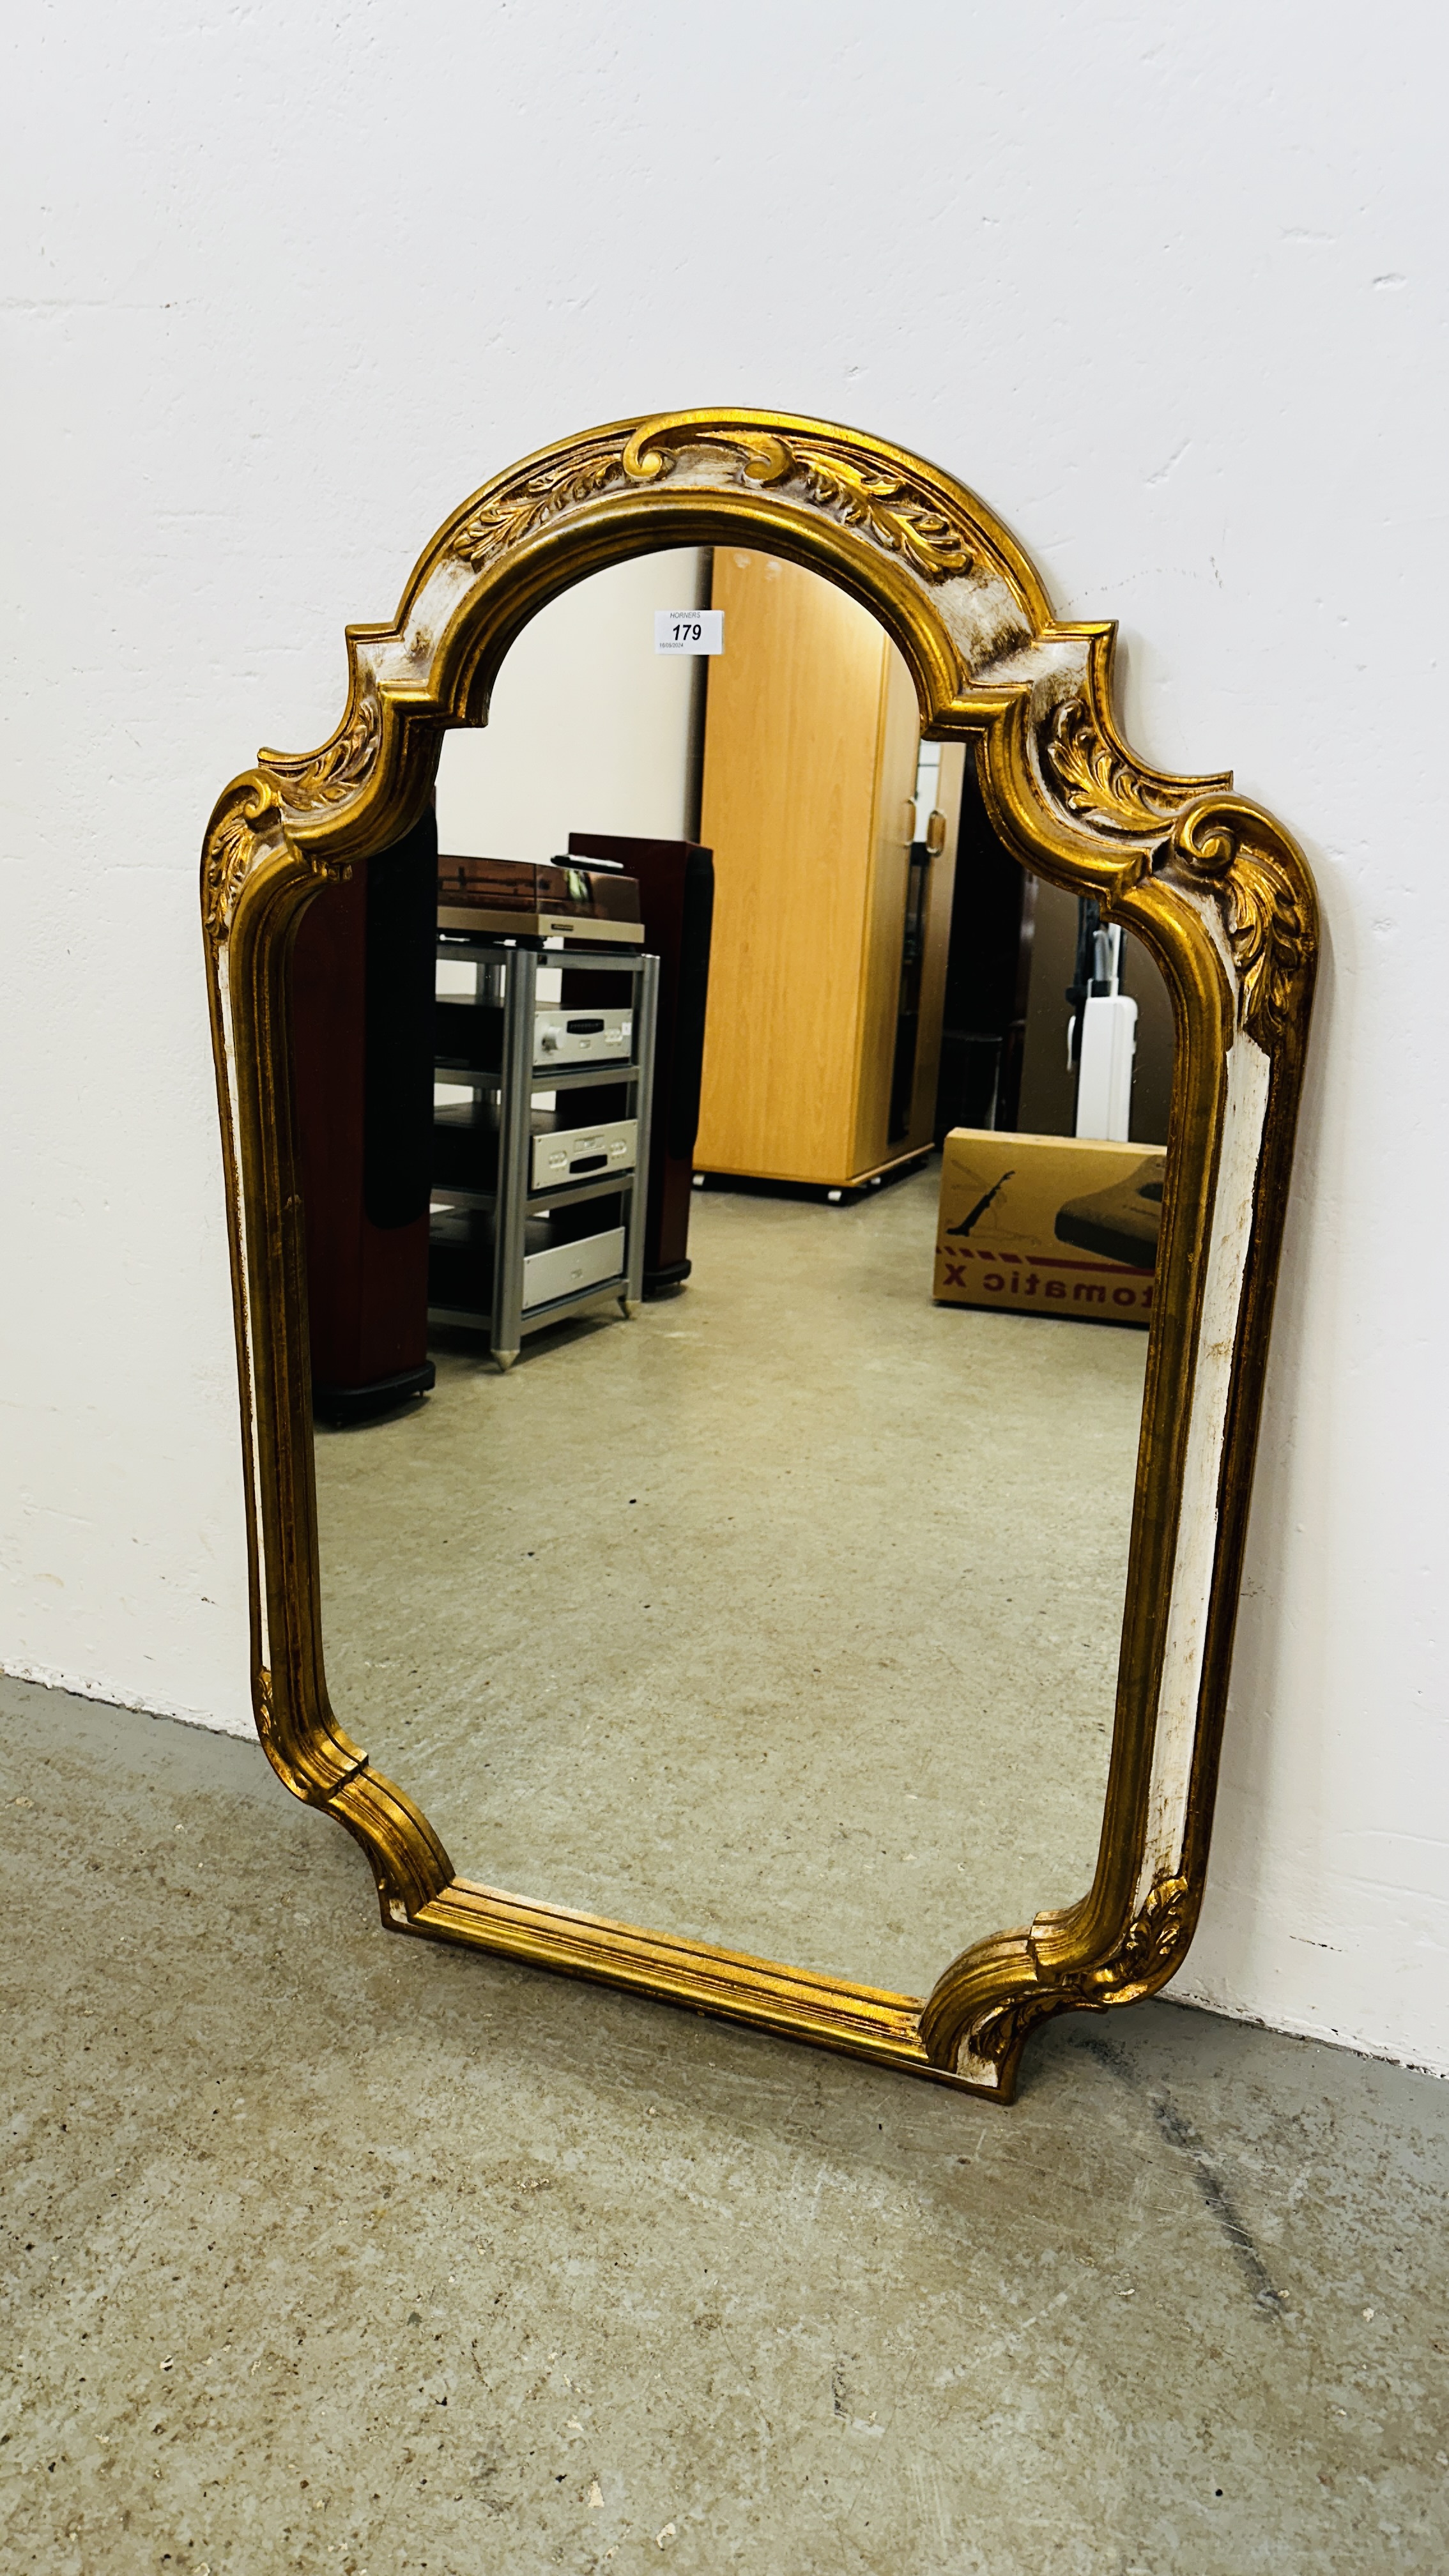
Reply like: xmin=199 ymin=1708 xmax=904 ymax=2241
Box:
xmin=934 ymin=1130 xmax=1165 ymax=1324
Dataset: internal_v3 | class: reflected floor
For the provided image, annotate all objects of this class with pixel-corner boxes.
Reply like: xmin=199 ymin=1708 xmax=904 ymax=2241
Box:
xmin=314 ymin=1164 xmax=1148 ymax=1997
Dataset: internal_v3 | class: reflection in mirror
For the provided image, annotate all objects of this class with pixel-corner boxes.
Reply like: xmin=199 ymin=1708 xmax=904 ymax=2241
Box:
xmin=291 ymin=544 xmax=1174 ymax=1998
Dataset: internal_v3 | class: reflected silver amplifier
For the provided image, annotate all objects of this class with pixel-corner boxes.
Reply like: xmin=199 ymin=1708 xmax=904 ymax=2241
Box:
xmin=530 ymin=1118 xmax=638 ymax=1190
xmin=522 ymin=1227 xmax=627 ymax=1312
xmin=533 ymin=1008 xmax=632 ymax=1067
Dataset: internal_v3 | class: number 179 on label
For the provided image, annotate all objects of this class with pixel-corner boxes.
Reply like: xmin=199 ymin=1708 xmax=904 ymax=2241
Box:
xmin=654 ymin=610 xmax=724 ymax=656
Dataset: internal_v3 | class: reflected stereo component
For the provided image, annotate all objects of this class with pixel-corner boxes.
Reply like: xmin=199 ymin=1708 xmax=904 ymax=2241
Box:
xmin=532 ymin=1118 xmax=636 ymax=1189
xmin=567 ymin=831 xmax=716 ymax=1296
xmin=430 ymin=1100 xmax=636 ymax=1192
xmin=429 ymin=1206 xmax=628 ymax=1317
xmin=291 ymin=809 xmax=438 ymax=1425
xmin=436 ymin=853 xmax=644 ymax=945
xmin=533 ymin=1008 xmax=633 ymax=1067
xmin=434 ymin=997 xmax=634 ymax=1073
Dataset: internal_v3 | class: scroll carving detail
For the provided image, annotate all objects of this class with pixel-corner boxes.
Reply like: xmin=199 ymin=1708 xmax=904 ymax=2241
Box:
xmin=449 ymin=424 xmax=972 ymax=582
xmin=962 ymin=1872 xmax=1193 ymax=2071
xmin=624 ymin=424 xmax=974 ymax=579
xmin=203 ymin=779 xmax=280 ymax=944
xmin=1168 ymin=801 xmax=1311 ymax=1042
xmin=266 ymin=682 xmax=381 ymax=814
xmin=787 ymin=446 xmax=972 ymax=579
xmin=1045 ymin=698 xmax=1198 ymax=836
xmin=452 ymin=448 xmax=626 ymax=569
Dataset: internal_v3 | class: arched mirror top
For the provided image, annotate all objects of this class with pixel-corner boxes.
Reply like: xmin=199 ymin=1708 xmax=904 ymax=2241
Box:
xmin=206 ymin=409 xmax=1305 ymax=937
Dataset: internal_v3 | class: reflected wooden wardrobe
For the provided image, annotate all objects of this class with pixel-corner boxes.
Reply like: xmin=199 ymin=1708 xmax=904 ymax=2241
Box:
xmin=693 ymin=548 xmax=960 ymax=1191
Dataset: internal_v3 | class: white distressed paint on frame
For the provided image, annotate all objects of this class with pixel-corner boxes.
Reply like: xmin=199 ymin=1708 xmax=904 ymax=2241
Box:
xmin=1138 ymin=1031 xmax=1272 ymax=1900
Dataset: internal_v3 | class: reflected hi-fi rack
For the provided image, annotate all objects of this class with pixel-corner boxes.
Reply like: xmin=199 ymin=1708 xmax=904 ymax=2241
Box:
xmin=427 ymin=914 xmax=659 ymax=1372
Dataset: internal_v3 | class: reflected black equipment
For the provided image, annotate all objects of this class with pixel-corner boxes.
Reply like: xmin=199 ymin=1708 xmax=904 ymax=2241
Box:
xmin=567 ymin=831 xmax=716 ymax=1296
xmin=932 ymin=761 xmax=1034 ymax=1140
xmin=887 ymin=838 xmax=934 ymax=1143
xmin=291 ymin=809 xmax=438 ymax=1425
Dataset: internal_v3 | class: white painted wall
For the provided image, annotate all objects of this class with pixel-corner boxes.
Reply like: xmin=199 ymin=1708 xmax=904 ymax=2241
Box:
xmin=436 ymin=551 xmax=701 ymax=861
xmin=3 ymin=5 xmax=1444 ymax=2069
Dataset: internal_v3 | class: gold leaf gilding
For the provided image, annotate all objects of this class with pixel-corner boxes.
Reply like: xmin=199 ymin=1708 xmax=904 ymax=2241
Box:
xmin=451 ymin=450 xmax=625 ymax=568
xmin=451 ymin=425 xmax=972 ymax=583
xmin=266 ymin=684 xmax=381 ymax=815
xmin=643 ymin=428 xmax=975 ymax=580
xmin=1169 ymin=801 xmax=1311 ymax=1042
xmin=203 ymin=779 xmax=280 ymax=942
xmin=964 ymin=1873 xmax=1193 ymax=2070
xmin=1045 ymin=698 xmax=1196 ymax=836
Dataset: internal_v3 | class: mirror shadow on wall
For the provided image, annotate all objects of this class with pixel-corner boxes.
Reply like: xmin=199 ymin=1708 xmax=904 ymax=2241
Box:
xmin=289 ymin=545 xmax=1175 ymax=2000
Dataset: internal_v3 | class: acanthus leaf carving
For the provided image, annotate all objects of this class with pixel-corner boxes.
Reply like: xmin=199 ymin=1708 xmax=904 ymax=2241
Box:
xmin=1045 ymin=697 xmax=1200 ymax=836
xmin=1167 ymin=799 xmax=1311 ymax=1043
xmin=965 ymin=1982 xmax=1061 ymax=2069
xmin=448 ymin=424 xmax=974 ymax=584
xmin=265 ymin=680 xmax=381 ymax=815
xmin=625 ymin=423 xmax=974 ymax=580
xmin=962 ymin=1872 xmax=1193 ymax=2071
xmin=203 ymin=776 xmax=282 ymax=944
xmin=792 ymin=446 xmax=972 ymax=579
xmin=450 ymin=448 xmax=627 ymax=569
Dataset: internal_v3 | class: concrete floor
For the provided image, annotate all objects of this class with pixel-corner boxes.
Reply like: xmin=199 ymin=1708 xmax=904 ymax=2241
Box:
xmin=3 ymin=1678 xmax=1447 ymax=2574
xmin=314 ymin=1171 xmax=1149 ymax=1997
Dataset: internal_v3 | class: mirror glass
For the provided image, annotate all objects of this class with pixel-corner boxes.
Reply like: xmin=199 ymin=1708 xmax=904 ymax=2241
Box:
xmin=291 ymin=545 xmax=1172 ymax=1997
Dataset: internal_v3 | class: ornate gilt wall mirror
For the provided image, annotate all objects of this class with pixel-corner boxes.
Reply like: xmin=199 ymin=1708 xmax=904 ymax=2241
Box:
xmin=201 ymin=408 xmax=1316 ymax=2101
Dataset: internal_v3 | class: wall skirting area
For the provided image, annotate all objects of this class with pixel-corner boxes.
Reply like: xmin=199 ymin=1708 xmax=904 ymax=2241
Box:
xmin=3 ymin=6 xmax=1445 ymax=2076
xmin=0 ymin=1663 xmax=254 ymax=1740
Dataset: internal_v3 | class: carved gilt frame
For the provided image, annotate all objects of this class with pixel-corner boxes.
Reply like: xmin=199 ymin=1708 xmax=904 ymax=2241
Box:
xmin=201 ymin=408 xmax=1316 ymax=2101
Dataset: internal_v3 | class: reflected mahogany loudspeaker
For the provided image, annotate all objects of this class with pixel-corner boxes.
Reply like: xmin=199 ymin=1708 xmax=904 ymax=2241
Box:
xmin=567 ymin=831 xmax=715 ymax=1295
xmin=291 ymin=810 xmax=438 ymax=1423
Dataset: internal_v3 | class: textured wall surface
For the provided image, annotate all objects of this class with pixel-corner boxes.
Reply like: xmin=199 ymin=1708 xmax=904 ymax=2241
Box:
xmin=2 ymin=5 xmax=1443 ymax=2068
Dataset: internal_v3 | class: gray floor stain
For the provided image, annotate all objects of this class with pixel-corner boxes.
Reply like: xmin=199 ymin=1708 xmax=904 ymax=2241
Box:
xmin=1150 ymin=2090 xmax=1289 ymax=2318
xmin=1067 ymin=2025 xmax=1290 ymax=2315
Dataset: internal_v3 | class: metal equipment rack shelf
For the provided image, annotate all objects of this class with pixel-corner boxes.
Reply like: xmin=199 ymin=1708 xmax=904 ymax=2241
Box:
xmin=428 ymin=935 xmax=659 ymax=1370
